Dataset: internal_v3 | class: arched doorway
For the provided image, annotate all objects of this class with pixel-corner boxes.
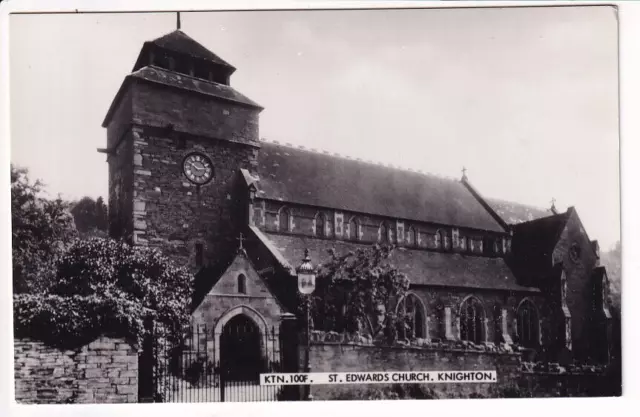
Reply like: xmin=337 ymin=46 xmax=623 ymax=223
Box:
xmin=221 ymin=314 xmax=263 ymax=382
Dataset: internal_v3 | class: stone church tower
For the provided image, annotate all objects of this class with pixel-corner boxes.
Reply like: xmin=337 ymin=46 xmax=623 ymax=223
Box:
xmin=101 ymin=29 xmax=263 ymax=271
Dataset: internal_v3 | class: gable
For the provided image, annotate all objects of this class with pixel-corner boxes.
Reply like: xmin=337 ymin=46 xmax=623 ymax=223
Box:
xmin=208 ymin=251 xmax=279 ymax=300
xmin=552 ymin=208 xmax=598 ymax=268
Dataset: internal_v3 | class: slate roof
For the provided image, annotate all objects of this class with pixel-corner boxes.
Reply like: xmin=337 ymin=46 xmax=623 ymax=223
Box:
xmin=261 ymin=232 xmax=540 ymax=292
xmin=509 ymin=211 xmax=571 ymax=280
xmin=133 ymin=66 xmax=261 ymax=108
xmin=102 ymin=66 xmax=262 ymax=127
xmin=255 ymin=142 xmax=506 ymax=233
xmin=146 ymin=30 xmax=235 ymax=70
xmin=487 ymin=198 xmax=553 ymax=225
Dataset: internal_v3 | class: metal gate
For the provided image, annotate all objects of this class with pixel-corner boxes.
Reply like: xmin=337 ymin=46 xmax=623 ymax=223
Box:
xmin=149 ymin=320 xmax=290 ymax=402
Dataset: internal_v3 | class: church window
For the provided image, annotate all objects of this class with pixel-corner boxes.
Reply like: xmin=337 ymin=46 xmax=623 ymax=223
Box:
xmin=195 ymin=243 xmax=203 ymax=267
xmin=379 ymin=223 xmax=389 ymax=243
xmin=492 ymin=304 xmax=502 ymax=344
xmin=436 ymin=229 xmax=448 ymax=250
xmin=460 ymin=297 xmax=485 ymax=344
xmin=516 ymin=300 xmax=539 ymax=348
xmin=348 ymin=217 xmax=359 ymax=241
xmin=569 ymin=243 xmax=581 ymax=263
xmin=483 ymin=237 xmax=495 ymax=256
xmin=315 ymin=213 xmax=325 ymax=237
xmin=397 ymin=293 xmax=426 ymax=340
xmin=278 ymin=207 xmax=290 ymax=232
xmin=237 ymin=274 xmax=247 ymax=294
xmin=407 ymin=227 xmax=417 ymax=247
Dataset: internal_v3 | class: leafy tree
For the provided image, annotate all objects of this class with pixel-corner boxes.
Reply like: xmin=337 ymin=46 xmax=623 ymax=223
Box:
xmin=600 ymin=241 xmax=621 ymax=311
xmin=307 ymin=244 xmax=410 ymax=342
xmin=11 ymin=165 xmax=77 ymax=293
xmin=70 ymin=196 xmax=108 ymax=237
xmin=13 ymin=237 xmax=194 ymax=348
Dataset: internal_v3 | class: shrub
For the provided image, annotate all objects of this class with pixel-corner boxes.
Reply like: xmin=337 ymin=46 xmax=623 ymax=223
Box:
xmin=13 ymin=237 xmax=194 ymax=349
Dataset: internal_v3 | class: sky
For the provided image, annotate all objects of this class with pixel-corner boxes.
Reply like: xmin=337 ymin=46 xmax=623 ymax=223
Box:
xmin=9 ymin=6 xmax=620 ymax=249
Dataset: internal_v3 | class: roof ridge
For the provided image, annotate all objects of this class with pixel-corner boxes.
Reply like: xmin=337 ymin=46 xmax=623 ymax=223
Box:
xmin=259 ymin=138 xmax=461 ymax=183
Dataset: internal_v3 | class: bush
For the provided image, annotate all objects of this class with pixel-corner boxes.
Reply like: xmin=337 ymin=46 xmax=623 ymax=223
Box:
xmin=13 ymin=237 xmax=194 ymax=349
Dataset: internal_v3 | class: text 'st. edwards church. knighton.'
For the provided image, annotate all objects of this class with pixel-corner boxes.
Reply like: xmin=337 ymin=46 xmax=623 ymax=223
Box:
xmin=100 ymin=28 xmax=613 ymax=367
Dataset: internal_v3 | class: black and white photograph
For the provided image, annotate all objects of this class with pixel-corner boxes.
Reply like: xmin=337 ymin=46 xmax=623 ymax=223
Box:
xmin=4 ymin=2 xmax=623 ymax=406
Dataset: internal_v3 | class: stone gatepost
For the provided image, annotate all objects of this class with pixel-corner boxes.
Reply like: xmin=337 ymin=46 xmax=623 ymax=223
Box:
xmin=279 ymin=313 xmax=301 ymax=401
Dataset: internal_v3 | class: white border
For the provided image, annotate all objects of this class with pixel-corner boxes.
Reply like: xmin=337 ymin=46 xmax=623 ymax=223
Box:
xmin=1 ymin=1 xmax=638 ymax=416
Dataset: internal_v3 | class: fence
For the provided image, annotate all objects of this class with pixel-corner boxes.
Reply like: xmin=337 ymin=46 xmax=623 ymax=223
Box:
xmin=148 ymin=319 xmax=290 ymax=402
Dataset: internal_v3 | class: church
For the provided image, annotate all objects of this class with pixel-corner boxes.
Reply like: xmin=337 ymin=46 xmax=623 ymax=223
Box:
xmin=100 ymin=27 xmax=612 ymax=368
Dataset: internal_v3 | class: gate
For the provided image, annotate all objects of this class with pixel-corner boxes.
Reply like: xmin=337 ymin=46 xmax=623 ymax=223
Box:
xmin=149 ymin=320 xmax=292 ymax=402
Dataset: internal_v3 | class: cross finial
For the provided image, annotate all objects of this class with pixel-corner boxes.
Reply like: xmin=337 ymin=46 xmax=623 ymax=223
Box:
xmin=236 ymin=232 xmax=245 ymax=251
xmin=462 ymin=166 xmax=468 ymax=181
xmin=177 ymin=11 xmax=181 ymax=30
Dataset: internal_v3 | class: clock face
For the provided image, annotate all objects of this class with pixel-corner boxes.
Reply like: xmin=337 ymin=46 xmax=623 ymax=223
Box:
xmin=183 ymin=153 xmax=213 ymax=185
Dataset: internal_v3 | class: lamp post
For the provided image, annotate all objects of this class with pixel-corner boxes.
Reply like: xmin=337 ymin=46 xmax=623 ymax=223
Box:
xmin=296 ymin=249 xmax=315 ymax=401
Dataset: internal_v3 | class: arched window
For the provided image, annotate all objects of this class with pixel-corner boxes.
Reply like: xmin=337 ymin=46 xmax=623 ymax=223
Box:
xmin=278 ymin=207 xmax=290 ymax=232
xmin=237 ymin=274 xmax=247 ymax=294
xmin=436 ymin=229 xmax=448 ymax=250
xmin=315 ymin=213 xmax=325 ymax=237
xmin=348 ymin=217 xmax=359 ymax=241
xmin=460 ymin=297 xmax=485 ymax=344
xmin=379 ymin=223 xmax=388 ymax=243
xmin=516 ymin=300 xmax=539 ymax=348
xmin=407 ymin=227 xmax=416 ymax=247
xmin=442 ymin=230 xmax=451 ymax=251
xmin=397 ymin=293 xmax=426 ymax=339
xmin=493 ymin=304 xmax=503 ymax=344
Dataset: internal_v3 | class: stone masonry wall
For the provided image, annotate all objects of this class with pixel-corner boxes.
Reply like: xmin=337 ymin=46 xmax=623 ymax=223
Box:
xmin=306 ymin=341 xmax=521 ymax=400
xmin=14 ymin=337 xmax=138 ymax=404
xmin=552 ymin=209 xmax=599 ymax=361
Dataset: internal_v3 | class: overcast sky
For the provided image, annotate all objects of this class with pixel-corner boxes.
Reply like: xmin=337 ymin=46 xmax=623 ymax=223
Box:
xmin=9 ymin=6 xmax=620 ymax=249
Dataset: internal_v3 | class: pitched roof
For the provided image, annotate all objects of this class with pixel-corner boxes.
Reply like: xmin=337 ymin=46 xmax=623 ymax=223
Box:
xmin=512 ymin=211 xmax=570 ymax=253
xmin=102 ymin=66 xmax=262 ymax=127
xmin=487 ymin=198 xmax=553 ymax=225
xmin=509 ymin=211 xmax=570 ymax=280
xmin=132 ymin=66 xmax=261 ymax=109
xmin=148 ymin=30 xmax=235 ymax=70
xmin=261 ymin=232 xmax=539 ymax=292
xmin=254 ymin=142 xmax=506 ymax=233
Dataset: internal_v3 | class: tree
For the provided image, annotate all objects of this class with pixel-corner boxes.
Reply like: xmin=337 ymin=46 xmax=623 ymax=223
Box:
xmin=70 ymin=196 xmax=108 ymax=237
xmin=11 ymin=165 xmax=77 ymax=293
xmin=13 ymin=237 xmax=194 ymax=348
xmin=600 ymin=241 xmax=621 ymax=311
xmin=308 ymin=244 xmax=410 ymax=342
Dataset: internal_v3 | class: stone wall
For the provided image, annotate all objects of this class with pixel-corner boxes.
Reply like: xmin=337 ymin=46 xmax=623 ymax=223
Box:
xmin=305 ymin=338 xmax=521 ymax=400
xmin=552 ymin=208 xmax=600 ymax=361
xmin=14 ymin=337 xmax=138 ymax=404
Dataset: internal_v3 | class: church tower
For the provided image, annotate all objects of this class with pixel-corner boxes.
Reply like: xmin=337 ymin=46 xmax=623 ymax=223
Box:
xmin=101 ymin=28 xmax=263 ymax=271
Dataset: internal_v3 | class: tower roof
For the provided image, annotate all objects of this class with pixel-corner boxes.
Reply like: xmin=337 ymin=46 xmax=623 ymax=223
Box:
xmin=146 ymin=30 xmax=235 ymax=70
xmin=132 ymin=30 xmax=236 ymax=79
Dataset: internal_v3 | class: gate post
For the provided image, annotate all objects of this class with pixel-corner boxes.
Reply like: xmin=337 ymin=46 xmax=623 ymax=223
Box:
xmin=279 ymin=313 xmax=301 ymax=401
xmin=138 ymin=317 xmax=155 ymax=402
